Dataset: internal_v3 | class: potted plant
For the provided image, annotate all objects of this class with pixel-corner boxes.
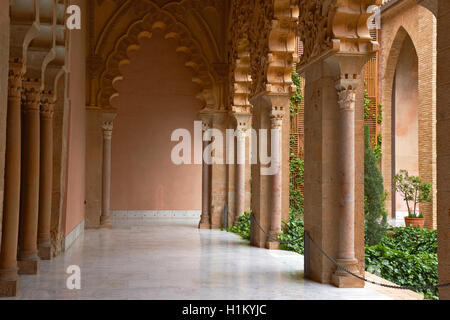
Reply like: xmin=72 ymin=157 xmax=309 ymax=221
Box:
xmin=393 ymin=170 xmax=432 ymax=228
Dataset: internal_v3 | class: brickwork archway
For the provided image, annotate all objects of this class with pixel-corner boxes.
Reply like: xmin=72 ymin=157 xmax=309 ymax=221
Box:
xmin=380 ymin=1 xmax=437 ymax=228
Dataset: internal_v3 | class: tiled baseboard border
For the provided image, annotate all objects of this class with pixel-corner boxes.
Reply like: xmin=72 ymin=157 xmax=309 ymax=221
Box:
xmin=111 ymin=210 xmax=201 ymax=219
xmin=63 ymin=220 xmax=85 ymax=251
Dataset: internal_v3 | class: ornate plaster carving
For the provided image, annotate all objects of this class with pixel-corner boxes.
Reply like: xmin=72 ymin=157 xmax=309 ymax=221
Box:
xmin=229 ymin=0 xmax=253 ymax=112
xmin=95 ymin=2 xmax=216 ymax=110
xmin=90 ymin=0 xmax=225 ymax=109
xmin=248 ymin=0 xmax=298 ymax=97
xmin=296 ymin=0 xmax=381 ymax=70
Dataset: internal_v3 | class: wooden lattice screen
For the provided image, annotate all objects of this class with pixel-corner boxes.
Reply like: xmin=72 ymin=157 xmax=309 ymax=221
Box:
xmin=364 ymin=28 xmax=380 ymax=142
xmin=289 ymin=75 xmax=305 ymax=205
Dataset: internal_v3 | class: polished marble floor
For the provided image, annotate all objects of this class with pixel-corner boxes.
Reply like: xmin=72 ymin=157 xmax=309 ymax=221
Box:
xmin=4 ymin=218 xmax=394 ymax=300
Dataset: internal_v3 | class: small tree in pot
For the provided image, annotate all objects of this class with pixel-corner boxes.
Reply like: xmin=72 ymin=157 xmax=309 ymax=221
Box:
xmin=393 ymin=170 xmax=432 ymax=228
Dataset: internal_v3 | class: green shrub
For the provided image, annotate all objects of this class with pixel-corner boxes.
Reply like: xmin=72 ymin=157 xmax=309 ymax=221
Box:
xmin=380 ymin=227 xmax=437 ymax=255
xmin=279 ymin=215 xmax=304 ymax=254
xmin=364 ymin=89 xmax=373 ymax=120
xmin=290 ymin=69 xmax=303 ymax=119
xmin=289 ymin=152 xmax=304 ymax=216
xmin=227 ymin=212 xmax=251 ymax=240
xmin=365 ymin=243 xmax=438 ymax=300
xmin=364 ymin=124 xmax=388 ymax=246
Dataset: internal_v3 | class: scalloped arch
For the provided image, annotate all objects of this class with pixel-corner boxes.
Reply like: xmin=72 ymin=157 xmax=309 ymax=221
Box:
xmin=97 ymin=5 xmax=216 ymax=110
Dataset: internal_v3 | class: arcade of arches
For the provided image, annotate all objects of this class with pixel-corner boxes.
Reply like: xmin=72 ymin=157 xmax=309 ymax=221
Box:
xmin=0 ymin=0 xmax=449 ymax=299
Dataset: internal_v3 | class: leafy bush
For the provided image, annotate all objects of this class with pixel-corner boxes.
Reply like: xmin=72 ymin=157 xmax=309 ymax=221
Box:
xmin=227 ymin=213 xmax=251 ymax=240
xmin=279 ymin=215 xmax=304 ymax=254
xmin=380 ymin=227 xmax=437 ymax=255
xmin=366 ymin=227 xmax=438 ymax=299
xmin=364 ymin=124 xmax=388 ymax=246
xmin=365 ymin=243 xmax=438 ymax=300
xmin=364 ymin=89 xmax=374 ymax=120
xmin=290 ymin=69 xmax=303 ymax=119
xmin=289 ymin=152 xmax=304 ymax=215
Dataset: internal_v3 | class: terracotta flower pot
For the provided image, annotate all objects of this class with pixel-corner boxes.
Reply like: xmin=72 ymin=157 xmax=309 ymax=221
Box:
xmin=404 ymin=216 xmax=425 ymax=228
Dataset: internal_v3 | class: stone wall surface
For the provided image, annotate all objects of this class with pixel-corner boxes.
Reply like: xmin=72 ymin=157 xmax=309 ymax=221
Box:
xmin=65 ymin=0 xmax=87 ymax=236
xmin=0 ymin=0 xmax=10 ymax=249
xmin=110 ymin=32 xmax=203 ymax=212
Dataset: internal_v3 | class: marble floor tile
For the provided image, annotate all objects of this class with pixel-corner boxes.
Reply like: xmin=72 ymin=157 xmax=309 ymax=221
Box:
xmin=1 ymin=218 xmax=395 ymax=300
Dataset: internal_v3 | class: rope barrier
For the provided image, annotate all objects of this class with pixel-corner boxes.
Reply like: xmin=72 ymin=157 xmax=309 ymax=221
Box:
xmin=250 ymin=213 xmax=450 ymax=291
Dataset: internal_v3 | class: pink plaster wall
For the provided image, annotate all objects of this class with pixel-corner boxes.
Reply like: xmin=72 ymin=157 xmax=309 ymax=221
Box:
xmin=64 ymin=0 xmax=86 ymax=235
xmin=110 ymin=31 xmax=202 ymax=211
xmin=394 ymin=36 xmax=419 ymax=213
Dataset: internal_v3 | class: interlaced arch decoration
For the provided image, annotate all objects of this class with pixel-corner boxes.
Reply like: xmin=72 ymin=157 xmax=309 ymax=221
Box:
xmin=248 ymin=0 xmax=299 ymax=97
xmin=296 ymin=0 xmax=381 ymax=71
xmin=94 ymin=1 xmax=219 ymax=110
xmin=229 ymin=0 xmax=253 ymax=111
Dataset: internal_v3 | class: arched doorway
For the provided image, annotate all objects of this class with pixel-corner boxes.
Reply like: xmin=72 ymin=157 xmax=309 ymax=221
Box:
xmin=391 ymin=34 xmax=419 ymax=224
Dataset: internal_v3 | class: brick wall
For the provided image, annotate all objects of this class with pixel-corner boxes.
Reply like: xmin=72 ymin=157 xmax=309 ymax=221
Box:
xmin=437 ymin=0 xmax=450 ymax=301
xmin=380 ymin=0 xmax=437 ymax=229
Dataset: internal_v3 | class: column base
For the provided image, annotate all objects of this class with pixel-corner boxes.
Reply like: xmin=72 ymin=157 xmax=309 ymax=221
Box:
xmin=18 ymin=259 xmax=40 ymax=275
xmin=99 ymin=216 xmax=112 ymax=229
xmin=0 ymin=278 xmax=20 ymax=297
xmin=38 ymin=243 xmax=52 ymax=260
xmin=210 ymin=224 xmax=222 ymax=230
xmin=266 ymin=240 xmax=281 ymax=250
xmin=198 ymin=221 xmax=211 ymax=229
xmin=331 ymin=259 xmax=364 ymax=288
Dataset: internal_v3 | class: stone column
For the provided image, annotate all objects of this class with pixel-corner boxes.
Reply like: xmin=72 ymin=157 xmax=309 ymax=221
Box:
xmin=0 ymin=59 xmax=23 ymax=296
xmin=266 ymin=107 xmax=283 ymax=250
xmin=332 ymin=77 xmax=361 ymax=287
xmin=233 ymin=112 xmax=251 ymax=224
xmin=18 ymin=79 xmax=41 ymax=275
xmin=210 ymin=112 xmax=228 ymax=229
xmin=37 ymin=93 xmax=54 ymax=260
xmin=100 ymin=119 xmax=113 ymax=229
xmin=199 ymin=120 xmax=211 ymax=229
xmin=250 ymin=94 xmax=290 ymax=249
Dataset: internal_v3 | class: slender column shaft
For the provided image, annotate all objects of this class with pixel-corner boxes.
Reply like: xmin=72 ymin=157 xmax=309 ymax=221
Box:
xmin=336 ymin=84 xmax=356 ymax=262
xmin=100 ymin=121 xmax=113 ymax=228
xmin=270 ymin=128 xmax=282 ymax=235
xmin=18 ymin=79 xmax=41 ymax=274
xmin=266 ymin=107 xmax=283 ymax=249
xmin=332 ymin=78 xmax=362 ymax=288
xmin=235 ymin=131 xmax=246 ymax=224
xmin=199 ymin=122 xmax=211 ymax=229
xmin=339 ymin=106 xmax=356 ymax=260
xmin=37 ymin=94 xmax=54 ymax=260
xmin=0 ymin=60 xmax=23 ymax=294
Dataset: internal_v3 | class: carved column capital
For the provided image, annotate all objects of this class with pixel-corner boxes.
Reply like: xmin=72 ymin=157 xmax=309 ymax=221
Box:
xmin=22 ymin=79 xmax=41 ymax=114
xmin=40 ymin=91 xmax=55 ymax=119
xmin=232 ymin=111 xmax=252 ymax=135
xmin=8 ymin=59 xmax=24 ymax=99
xmin=335 ymin=77 xmax=358 ymax=111
xmin=102 ymin=121 xmax=114 ymax=140
xmin=202 ymin=120 xmax=211 ymax=133
xmin=270 ymin=106 xmax=284 ymax=129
